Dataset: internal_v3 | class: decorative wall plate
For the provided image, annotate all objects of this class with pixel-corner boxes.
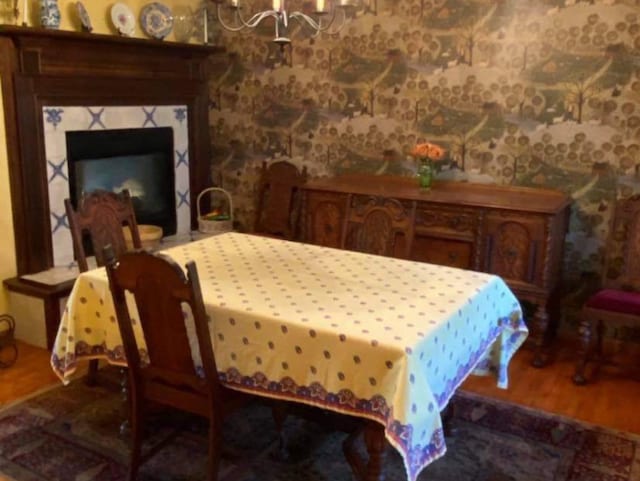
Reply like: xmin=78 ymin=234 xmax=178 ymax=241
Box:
xmin=76 ymin=1 xmax=93 ymax=32
xmin=140 ymin=2 xmax=173 ymax=40
xmin=110 ymin=2 xmax=135 ymax=36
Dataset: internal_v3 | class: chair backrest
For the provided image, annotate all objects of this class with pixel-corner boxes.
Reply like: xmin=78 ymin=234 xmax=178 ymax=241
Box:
xmin=602 ymin=194 xmax=640 ymax=290
xmin=65 ymin=189 xmax=142 ymax=272
xmin=104 ymin=247 xmax=222 ymax=417
xmin=254 ymin=160 xmax=308 ymax=239
xmin=342 ymin=196 xmax=415 ymax=258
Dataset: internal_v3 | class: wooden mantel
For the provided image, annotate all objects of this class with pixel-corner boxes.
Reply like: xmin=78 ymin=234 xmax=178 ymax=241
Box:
xmin=0 ymin=26 xmax=225 ymax=275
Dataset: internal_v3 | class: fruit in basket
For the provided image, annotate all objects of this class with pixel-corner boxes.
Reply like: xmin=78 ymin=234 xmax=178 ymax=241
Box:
xmin=203 ymin=209 xmax=230 ymax=221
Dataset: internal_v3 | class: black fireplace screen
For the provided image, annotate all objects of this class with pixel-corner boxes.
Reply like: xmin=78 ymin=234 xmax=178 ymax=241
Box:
xmin=66 ymin=127 xmax=176 ymax=236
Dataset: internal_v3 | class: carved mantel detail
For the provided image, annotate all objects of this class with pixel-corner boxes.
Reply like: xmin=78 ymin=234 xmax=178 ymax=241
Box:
xmin=0 ymin=26 xmax=224 ymax=274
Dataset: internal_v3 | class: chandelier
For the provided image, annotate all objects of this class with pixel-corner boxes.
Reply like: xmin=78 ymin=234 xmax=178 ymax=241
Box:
xmin=213 ymin=0 xmax=351 ymax=47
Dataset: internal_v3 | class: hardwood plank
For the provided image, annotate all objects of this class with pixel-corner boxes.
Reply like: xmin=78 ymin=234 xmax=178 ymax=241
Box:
xmin=0 ymin=341 xmax=60 ymax=408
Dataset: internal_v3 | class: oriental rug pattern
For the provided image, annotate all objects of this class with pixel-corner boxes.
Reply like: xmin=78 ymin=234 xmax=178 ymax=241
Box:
xmin=0 ymin=374 xmax=638 ymax=481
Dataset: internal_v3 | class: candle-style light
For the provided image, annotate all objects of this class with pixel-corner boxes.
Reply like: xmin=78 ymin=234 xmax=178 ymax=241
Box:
xmin=203 ymin=7 xmax=208 ymax=43
xmin=213 ymin=0 xmax=350 ymax=47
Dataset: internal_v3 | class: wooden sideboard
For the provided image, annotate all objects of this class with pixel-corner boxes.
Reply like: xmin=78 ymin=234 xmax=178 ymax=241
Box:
xmin=300 ymin=174 xmax=571 ymax=366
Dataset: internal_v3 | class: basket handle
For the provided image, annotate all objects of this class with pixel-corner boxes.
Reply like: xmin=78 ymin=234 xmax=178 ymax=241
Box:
xmin=0 ymin=314 xmax=15 ymax=333
xmin=197 ymin=187 xmax=234 ymax=221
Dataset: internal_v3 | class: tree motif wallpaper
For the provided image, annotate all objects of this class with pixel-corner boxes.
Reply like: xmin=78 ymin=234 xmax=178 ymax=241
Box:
xmin=207 ymin=0 xmax=640 ymax=296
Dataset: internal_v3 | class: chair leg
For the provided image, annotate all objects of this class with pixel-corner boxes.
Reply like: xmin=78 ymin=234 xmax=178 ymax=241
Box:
xmin=573 ymin=317 xmax=593 ymax=385
xmin=596 ymin=320 xmax=605 ymax=359
xmin=207 ymin=415 xmax=222 ymax=481
xmin=127 ymin=397 xmax=145 ymax=481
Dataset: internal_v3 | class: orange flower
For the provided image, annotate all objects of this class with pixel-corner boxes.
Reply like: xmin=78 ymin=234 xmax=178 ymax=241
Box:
xmin=411 ymin=142 xmax=445 ymax=160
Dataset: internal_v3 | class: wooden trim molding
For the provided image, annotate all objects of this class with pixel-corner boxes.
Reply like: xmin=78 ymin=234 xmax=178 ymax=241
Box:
xmin=0 ymin=26 xmax=224 ymax=275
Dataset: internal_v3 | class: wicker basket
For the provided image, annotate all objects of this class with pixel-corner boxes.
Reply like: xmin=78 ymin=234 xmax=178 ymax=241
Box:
xmin=197 ymin=187 xmax=234 ymax=235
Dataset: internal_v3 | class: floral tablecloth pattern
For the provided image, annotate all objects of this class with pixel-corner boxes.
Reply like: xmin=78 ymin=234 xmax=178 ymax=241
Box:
xmin=51 ymin=232 xmax=527 ymax=481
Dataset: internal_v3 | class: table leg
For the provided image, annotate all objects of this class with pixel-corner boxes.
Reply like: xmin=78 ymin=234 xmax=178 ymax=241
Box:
xmin=343 ymin=421 xmax=386 ymax=481
xmin=270 ymin=400 xmax=290 ymax=460
xmin=442 ymin=402 xmax=457 ymax=437
xmin=42 ymin=297 xmax=61 ymax=350
xmin=363 ymin=422 xmax=386 ymax=481
xmin=531 ymin=302 xmax=550 ymax=367
xmin=86 ymin=359 xmax=99 ymax=386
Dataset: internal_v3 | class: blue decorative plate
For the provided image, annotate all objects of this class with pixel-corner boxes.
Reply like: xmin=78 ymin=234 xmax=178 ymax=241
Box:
xmin=140 ymin=2 xmax=173 ymax=40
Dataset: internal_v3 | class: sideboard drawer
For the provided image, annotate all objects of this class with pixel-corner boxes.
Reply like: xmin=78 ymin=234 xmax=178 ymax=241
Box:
xmin=414 ymin=204 xmax=479 ymax=241
xmin=411 ymin=235 xmax=474 ymax=269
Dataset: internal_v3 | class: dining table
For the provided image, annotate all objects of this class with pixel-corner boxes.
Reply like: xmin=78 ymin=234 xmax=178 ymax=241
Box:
xmin=51 ymin=232 xmax=528 ymax=481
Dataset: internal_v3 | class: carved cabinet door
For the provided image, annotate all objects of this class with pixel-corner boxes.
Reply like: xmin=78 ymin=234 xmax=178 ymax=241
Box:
xmin=484 ymin=213 xmax=546 ymax=287
xmin=304 ymin=191 xmax=348 ymax=248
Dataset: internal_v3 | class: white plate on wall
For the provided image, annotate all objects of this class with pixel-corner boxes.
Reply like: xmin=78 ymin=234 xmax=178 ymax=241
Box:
xmin=111 ymin=2 xmax=135 ymax=36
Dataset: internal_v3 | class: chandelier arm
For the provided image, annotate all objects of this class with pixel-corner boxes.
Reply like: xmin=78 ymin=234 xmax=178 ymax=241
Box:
xmin=239 ymin=8 xmax=280 ymax=28
xmin=289 ymin=7 xmax=345 ymax=36
xmin=320 ymin=6 xmax=347 ymax=35
xmin=288 ymin=12 xmax=321 ymax=30
xmin=215 ymin=3 xmax=247 ymax=31
xmin=216 ymin=4 xmax=279 ymax=31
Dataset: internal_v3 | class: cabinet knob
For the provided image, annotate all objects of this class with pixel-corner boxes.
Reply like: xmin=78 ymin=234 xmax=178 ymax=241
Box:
xmin=448 ymin=252 xmax=458 ymax=262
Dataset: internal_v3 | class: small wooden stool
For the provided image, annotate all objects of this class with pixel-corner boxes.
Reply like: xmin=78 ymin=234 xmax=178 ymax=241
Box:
xmin=0 ymin=314 xmax=18 ymax=368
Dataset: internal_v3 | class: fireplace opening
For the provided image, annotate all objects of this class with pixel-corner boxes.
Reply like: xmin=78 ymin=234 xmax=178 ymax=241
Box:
xmin=66 ymin=127 xmax=177 ymax=238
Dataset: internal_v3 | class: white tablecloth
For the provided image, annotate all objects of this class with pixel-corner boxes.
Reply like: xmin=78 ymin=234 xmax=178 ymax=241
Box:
xmin=52 ymin=232 xmax=527 ymax=481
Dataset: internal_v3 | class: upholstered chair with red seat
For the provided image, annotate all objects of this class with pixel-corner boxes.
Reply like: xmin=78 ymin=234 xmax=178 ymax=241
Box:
xmin=573 ymin=194 xmax=640 ymax=385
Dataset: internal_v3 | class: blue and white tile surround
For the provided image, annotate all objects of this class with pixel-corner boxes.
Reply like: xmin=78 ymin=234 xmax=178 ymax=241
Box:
xmin=43 ymin=105 xmax=191 ymax=267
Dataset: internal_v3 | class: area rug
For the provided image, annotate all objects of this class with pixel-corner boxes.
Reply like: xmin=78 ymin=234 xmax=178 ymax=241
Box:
xmin=0 ymin=372 xmax=638 ymax=481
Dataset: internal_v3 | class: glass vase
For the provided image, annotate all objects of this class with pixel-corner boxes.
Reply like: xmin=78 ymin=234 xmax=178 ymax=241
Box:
xmin=417 ymin=158 xmax=433 ymax=190
xmin=173 ymin=6 xmax=195 ymax=43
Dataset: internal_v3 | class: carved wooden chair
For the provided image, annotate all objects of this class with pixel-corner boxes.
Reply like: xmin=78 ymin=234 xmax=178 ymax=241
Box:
xmin=341 ymin=196 xmax=416 ymax=258
xmin=65 ymin=189 xmax=142 ymax=383
xmin=573 ymin=194 xmax=640 ymax=385
xmin=64 ymin=189 xmax=142 ymax=272
xmin=104 ymin=247 xmax=250 ymax=481
xmin=254 ymin=160 xmax=308 ymax=240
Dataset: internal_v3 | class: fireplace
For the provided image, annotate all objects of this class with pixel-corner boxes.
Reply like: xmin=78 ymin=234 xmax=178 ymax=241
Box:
xmin=44 ymin=105 xmax=192 ymax=267
xmin=0 ymin=27 xmax=221 ymax=275
xmin=67 ymin=127 xmax=177 ymax=237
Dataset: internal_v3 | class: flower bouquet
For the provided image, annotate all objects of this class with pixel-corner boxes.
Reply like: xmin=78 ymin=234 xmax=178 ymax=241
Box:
xmin=410 ymin=142 xmax=445 ymax=190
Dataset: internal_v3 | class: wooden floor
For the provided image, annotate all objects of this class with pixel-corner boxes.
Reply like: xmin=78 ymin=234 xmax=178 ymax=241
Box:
xmin=0 ymin=341 xmax=60 ymax=409
xmin=2 ymin=339 xmax=640 ymax=434
xmin=461 ymin=337 xmax=640 ymax=434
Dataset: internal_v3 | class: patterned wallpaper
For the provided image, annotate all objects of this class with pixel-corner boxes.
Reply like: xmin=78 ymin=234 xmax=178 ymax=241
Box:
xmin=207 ymin=0 xmax=640 ymax=290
